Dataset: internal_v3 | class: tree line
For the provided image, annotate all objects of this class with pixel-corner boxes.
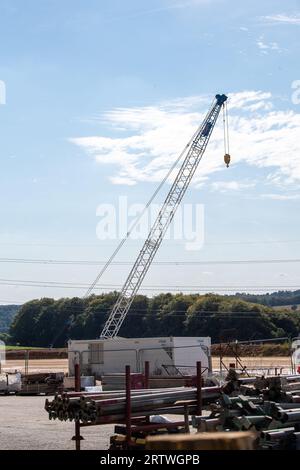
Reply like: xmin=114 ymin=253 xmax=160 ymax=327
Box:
xmin=0 ymin=305 xmax=20 ymax=338
xmin=7 ymin=293 xmax=300 ymax=347
xmin=235 ymin=289 xmax=300 ymax=307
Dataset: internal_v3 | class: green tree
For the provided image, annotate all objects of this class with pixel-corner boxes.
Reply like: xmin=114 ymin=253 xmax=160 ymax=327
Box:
xmin=155 ymin=294 xmax=195 ymax=336
xmin=10 ymin=298 xmax=53 ymax=346
xmin=79 ymin=293 xmax=118 ymax=339
xmin=120 ymin=295 xmax=149 ymax=338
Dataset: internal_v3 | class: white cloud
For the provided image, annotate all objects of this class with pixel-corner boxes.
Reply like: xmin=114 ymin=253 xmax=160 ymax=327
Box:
xmin=110 ymin=175 xmax=137 ymax=186
xmin=70 ymin=90 xmax=300 ymax=196
xmin=211 ymin=181 xmax=255 ymax=192
xmin=261 ymin=193 xmax=300 ymax=201
xmin=226 ymin=91 xmax=272 ymax=110
xmin=256 ymin=35 xmax=282 ymax=54
xmin=262 ymin=13 xmax=300 ymax=25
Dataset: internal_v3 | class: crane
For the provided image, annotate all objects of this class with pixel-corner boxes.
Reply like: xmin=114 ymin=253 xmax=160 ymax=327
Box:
xmin=100 ymin=93 xmax=228 ymax=338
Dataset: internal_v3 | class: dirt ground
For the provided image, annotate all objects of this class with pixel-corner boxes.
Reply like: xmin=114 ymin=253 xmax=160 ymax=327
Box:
xmin=212 ymin=356 xmax=292 ymax=371
xmin=3 ymin=358 xmax=69 ymax=373
xmin=2 ymin=357 xmax=292 ymax=374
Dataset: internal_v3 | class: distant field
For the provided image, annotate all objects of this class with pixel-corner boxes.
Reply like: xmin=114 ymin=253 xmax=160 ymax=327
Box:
xmin=273 ymin=304 xmax=300 ymax=311
xmin=4 ymin=346 xmax=43 ymax=350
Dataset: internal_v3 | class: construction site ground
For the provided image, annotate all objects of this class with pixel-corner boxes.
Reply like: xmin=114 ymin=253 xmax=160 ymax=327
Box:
xmin=0 ymin=395 xmax=200 ymax=450
xmin=0 ymin=394 xmax=113 ymax=450
xmin=0 ymin=356 xmax=293 ymax=450
xmin=2 ymin=356 xmax=292 ymax=374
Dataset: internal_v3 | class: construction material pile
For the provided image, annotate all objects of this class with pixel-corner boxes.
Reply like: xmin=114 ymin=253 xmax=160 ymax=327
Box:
xmin=0 ymin=372 xmax=21 ymax=394
xmin=102 ymin=374 xmax=204 ymax=391
xmin=20 ymin=372 xmax=64 ymax=395
xmin=45 ymin=386 xmax=221 ymax=425
xmin=237 ymin=374 xmax=300 ymax=402
xmin=195 ymin=394 xmax=300 ymax=449
xmin=194 ymin=375 xmax=300 ymax=450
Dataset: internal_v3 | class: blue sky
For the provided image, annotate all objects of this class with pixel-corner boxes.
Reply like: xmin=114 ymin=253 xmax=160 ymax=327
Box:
xmin=0 ymin=0 xmax=300 ymax=303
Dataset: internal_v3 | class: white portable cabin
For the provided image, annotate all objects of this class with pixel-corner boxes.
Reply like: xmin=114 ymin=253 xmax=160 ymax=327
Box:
xmin=68 ymin=336 xmax=211 ymax=378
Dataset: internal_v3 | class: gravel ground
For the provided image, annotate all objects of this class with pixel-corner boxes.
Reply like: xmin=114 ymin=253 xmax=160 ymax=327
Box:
xmin=0 ymin=395 xmax=192 ymax=450
xmin=0 ymin=395 xmax=114 ymax=450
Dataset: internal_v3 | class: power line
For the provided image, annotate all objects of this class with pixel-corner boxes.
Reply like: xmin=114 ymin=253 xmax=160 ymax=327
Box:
xmin=1 ymin=294 xmax=295 ymax=317
xmin=85 ymin=121 xmax=210 ymax=298
xmin=0 ymin=301 xmax=289 ymax=318
xmin=0 ymin=257 xmax=299 ymax=266
xmin=1 ymin=278 xmax=300 ymax=288
xmin=0 ymin=278 xmax=299 ymax=292
xmin=0 ymin=302 xmax=285 ymax=315
xmin=1 ymin=239 xmax=300 ymax=247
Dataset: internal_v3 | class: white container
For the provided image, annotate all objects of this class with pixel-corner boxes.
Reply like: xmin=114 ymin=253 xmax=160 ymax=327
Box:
xmin=68 ymin=336 xmax=211 ymax=378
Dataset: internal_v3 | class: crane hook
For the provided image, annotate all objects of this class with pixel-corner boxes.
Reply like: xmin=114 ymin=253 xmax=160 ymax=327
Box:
xmin=223 ymin=101 xmax=231 ymax=168
xmin=224 ymin=153 xmax=230 ymax=168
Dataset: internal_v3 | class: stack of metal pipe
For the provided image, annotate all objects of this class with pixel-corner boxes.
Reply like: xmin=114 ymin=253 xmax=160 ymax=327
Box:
xmin=193 ymin=393 xmax=300 ymax=450
xmin=238 ymin=374 xmax=300 ymax=401
xmin=45 ymin=386 xmax=221 ymax=425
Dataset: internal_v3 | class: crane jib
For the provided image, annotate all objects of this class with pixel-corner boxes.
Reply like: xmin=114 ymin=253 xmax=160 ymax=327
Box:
xmin=100 ymin=93 xmax=228 ymax=339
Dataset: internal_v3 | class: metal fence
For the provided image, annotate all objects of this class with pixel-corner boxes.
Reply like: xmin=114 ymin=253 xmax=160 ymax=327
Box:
xmin=68 ymin=343 xmax=211 ymax=378
xmin=1 ymin=336 xmax=299 ymax=378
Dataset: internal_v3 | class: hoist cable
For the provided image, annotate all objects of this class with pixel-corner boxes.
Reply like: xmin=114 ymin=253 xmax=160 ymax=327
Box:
xmin=84 ymin=118 xmax=206 ymax=297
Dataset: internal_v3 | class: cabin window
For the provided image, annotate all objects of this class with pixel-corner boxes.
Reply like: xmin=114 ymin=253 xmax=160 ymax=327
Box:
xmin=89 ymin=343 xmax=104 ymax=364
